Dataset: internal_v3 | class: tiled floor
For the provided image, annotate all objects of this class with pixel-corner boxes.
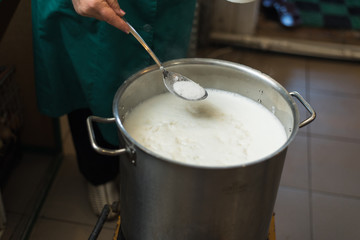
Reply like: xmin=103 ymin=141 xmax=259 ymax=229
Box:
xmin=3 ymin=46 xmax=360 ymax=240
xmin=1 ymin=152 xmax=60 ymax=240
xmin=201 ymin=46 xmax=360 ymax=240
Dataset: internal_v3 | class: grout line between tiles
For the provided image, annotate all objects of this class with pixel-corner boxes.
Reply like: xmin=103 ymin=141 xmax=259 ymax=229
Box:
xmin=278 ymin=185 xmax=309 ymax=193
xmin=308 ymin=136 xmax=315 ymax=240
xmin=310 ymin=88 xmax=360 ymax=99
xmin=309 ymin=132 xmax=360 ymax=144
xmin=279 ymin=184 xmax=360 ymax=201
xmin=310 ymin=189 xmax=360 ymax=201
xmin=7 ymin=155 xmax=63 ymax=240
xmin=279 ymin=184 xmax=308 ymax=192
xmin=305 ymin=58 xmax=314 ymax=240
xmin=38 ymin=216 xmax=117 ymax=230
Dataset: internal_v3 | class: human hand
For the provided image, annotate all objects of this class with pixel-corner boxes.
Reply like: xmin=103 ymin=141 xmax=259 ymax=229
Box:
xmin=72 ymin=0 xmax=130 ymax=33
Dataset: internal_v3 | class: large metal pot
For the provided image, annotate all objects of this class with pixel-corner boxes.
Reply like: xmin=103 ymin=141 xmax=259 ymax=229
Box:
xmin=87 ymin=58 xmax=315 ymax=240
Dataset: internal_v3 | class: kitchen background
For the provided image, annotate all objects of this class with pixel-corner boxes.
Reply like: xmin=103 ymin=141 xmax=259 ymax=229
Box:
xmin=1 ymin=0 xmax=360 ymax=239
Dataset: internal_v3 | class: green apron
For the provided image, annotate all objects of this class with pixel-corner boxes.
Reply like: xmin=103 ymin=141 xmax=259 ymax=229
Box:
xmin=31 ymin=0 xmax=196 ymax=144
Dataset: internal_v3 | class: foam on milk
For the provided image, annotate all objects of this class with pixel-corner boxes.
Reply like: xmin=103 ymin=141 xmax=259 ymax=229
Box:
xmin=123 ymin=89 xmax=287 ymax=167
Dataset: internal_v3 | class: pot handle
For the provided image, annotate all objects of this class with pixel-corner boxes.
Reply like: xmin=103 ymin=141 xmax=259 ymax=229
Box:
xmin=290 ymin=91 xmax=316 ymax=128
xmin=86 ymin=116 xmax=128 ymax=156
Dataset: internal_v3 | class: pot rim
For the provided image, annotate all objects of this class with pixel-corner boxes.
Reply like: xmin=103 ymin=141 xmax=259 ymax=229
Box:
xmin=113 ymin=58 xmax=300 ymax=169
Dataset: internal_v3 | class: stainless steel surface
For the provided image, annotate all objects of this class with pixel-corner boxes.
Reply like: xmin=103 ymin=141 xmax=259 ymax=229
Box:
xmin=86 ymin=116 xmax=127 ymax=156
xmin=290 ymin=91 xmax=316 ymax=128
xmin=87 ymin=58 xmax=316 ymax=240
xmin=126 ymin=22 xmax=162 ymax=68
xmin=125 ymin=20 xmax=207 ymax=101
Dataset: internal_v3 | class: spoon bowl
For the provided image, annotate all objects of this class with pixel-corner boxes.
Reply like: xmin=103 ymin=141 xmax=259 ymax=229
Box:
xmin=124 ymin=20 xmax=208 ymax=101
xmin=162 ymin=68 xmax=208 ymax=101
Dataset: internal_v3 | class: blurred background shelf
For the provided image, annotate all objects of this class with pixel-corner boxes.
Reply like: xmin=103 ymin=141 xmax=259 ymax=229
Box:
xmin=199 ymin=0 xmax=360 ymax=61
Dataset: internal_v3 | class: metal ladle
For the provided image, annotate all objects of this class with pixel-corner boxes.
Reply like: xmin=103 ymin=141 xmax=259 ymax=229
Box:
xmin=125 ymin=20 xmax=208 ymax=101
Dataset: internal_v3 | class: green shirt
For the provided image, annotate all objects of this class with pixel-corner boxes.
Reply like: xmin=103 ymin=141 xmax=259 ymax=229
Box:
xmin=31 ymin=0 xmax=196 ymax=144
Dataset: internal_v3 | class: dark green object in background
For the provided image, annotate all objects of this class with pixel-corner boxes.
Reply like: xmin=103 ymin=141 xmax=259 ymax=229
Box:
xmin=289 ymin=0 xmax=360 ymax=29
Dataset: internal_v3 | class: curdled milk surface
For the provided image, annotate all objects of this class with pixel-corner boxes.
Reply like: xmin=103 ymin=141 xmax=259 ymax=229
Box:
xmin=123 ymin=89 xmax=287 ymax=167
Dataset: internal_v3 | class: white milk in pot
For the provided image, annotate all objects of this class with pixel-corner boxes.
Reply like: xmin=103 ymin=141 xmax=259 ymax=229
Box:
xmin=123 ymin=89 xmax=287 ymax=167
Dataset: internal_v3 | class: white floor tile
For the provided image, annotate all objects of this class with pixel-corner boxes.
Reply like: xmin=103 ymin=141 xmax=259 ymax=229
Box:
xmin=28 ymin=218 xmax=116 ymax=240
xmin=311 ymin=137 xmax=360 ymax=197
xmin=60 ymin=115 xmax=76 ymax=156
xmin=59 ymin=115 xmax=70 ymax=142
xmin=2 ymin=154 xmax=52 ymax=214
xmin=62 ymin=133 xmax=76 ymax=157
xmin=312 ymin=192 xmax=360 ymax=240
xmin=38 ymin=156 xmax=117 ymax=228
xmin=1 ymin=213 xmax=22 ymax=240
xmin=274 ymin=187 xmax=311 ymax=240
xmin=309 ymin=91 xmax=360 ymax=139
xmin=308 ymin=59 xmax=360 ymax=96
xmin=280 ymin=135 xmax=309 ymax=189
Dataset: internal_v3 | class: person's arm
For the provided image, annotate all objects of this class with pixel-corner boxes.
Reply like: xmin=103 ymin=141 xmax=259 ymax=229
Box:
xmin=72 ymin=0 xmax=130 ymax=33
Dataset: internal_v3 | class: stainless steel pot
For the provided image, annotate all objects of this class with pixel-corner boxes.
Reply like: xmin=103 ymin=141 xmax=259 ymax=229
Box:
xmin=87 ymin=58 xmax=315 ymax=240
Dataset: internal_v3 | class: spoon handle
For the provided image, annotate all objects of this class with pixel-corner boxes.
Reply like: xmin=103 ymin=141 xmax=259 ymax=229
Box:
xmin=124 ymin=21 xmax=163 ymax=69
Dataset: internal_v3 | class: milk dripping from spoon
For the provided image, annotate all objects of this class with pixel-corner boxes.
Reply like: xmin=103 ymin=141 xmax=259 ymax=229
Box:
xmin=124 ymin=20 xmax=208 ymax=101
